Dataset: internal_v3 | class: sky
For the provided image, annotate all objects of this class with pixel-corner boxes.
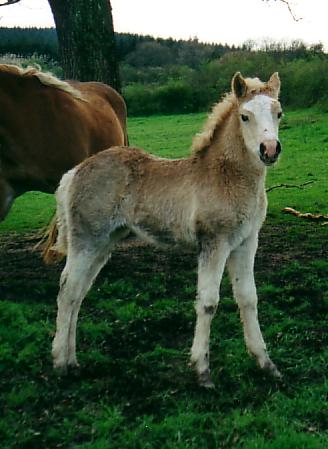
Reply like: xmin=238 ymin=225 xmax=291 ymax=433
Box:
xmin=0 ymin=0 xmax=327 ymax=50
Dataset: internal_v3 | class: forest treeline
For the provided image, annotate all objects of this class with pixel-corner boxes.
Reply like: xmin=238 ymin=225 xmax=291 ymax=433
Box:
xmin=0 ymin=27 xmax=327 ymax=115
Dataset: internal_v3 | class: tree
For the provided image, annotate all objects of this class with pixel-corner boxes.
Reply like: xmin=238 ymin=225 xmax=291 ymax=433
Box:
xmin=125 ymin=41 xmax=175 ymax=68
xmin=48 ymin=0 xmax=121 ymax=90
xmin=0 ymin=0 xmax=121 ymax=90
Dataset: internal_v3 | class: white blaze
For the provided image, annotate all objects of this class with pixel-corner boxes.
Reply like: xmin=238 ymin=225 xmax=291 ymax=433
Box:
xmin=239 ymin=95 xmax=281 ymax=157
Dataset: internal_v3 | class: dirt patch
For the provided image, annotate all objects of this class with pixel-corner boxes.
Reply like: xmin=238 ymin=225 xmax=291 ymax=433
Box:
xmin=0 ymin=223 xmax=327 ymax=303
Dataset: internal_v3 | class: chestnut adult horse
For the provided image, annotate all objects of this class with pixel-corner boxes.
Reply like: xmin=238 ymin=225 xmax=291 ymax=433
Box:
xmin=0 ymin=64 xmax=128 ymax=223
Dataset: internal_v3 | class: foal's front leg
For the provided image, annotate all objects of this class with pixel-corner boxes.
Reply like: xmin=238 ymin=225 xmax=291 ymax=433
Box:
xmin=227 ymin=233 xmax=281 ymax=378
xmin=190 ymin=241 xmax=229 ymax=388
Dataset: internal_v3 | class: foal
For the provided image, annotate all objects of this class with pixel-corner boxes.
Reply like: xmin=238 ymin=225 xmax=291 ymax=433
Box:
xmin=49 ymin=72 xmax=283 ymax=387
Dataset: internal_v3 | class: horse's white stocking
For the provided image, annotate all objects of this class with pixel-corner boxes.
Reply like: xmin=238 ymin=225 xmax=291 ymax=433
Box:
xmin=52 ymin=246 xmax=110 ymax=372
xmin=227 ymin=234 xmax=281 ymax=378
xmin=191 ymin=242 xmax=229 ymax=388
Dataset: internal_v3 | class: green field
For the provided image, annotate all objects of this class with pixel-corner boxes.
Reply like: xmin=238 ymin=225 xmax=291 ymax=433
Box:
xmin=0 ymin=109 xmax=327 ymax=449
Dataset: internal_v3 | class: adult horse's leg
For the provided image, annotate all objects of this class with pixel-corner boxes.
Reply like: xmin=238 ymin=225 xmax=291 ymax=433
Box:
xmin=227 ymin=232 xmax=281 ymax=378
xmin=190 ymin=239 xmax=230 ymax=388
xmin=52 ymin=244 xmax=111 ymax=372
xmin=0 ymin=179 xmax=15 ymax=222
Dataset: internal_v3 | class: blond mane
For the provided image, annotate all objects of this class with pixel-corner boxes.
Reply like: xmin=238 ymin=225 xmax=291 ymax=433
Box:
xmin=191 ymin=77 xmax=267 ymax=155
xmin=0 ymin=64 xmax=85 ymax=101
xmin=191 ymin=94 xmax=235 ymax=155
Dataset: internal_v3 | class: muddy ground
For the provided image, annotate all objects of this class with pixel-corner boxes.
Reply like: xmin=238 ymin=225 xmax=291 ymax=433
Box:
xmin=0 ymin=222 xmax=327 ymax=304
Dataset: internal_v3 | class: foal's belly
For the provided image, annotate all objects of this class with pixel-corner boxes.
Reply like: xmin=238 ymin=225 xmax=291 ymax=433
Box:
xmin=129 ymin=220 xmax=197 ymax=249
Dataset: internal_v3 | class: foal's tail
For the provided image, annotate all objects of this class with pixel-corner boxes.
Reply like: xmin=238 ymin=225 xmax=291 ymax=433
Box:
xmin=42 ymin=168 xmax=75 ymax=264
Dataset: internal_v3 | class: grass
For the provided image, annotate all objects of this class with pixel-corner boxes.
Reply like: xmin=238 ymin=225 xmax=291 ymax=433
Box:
xmin=0 ymin=108 xmax=327 ymax=449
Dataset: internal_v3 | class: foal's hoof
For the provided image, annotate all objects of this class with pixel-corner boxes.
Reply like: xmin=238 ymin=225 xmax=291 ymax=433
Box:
xmin=68 ymin=363 xmax=81 ymax=378
xmin=53 ymin=363 xmax=68 ymax=376
xmin=198 ymin=369 xmax=215 ymax=389
xmin=53 ymin=361 xmax=80 ymax=377
xmin=262 ymin=359 xmax=282 ymax=380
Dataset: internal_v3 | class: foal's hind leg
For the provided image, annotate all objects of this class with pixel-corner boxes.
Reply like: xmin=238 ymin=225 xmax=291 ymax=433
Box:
xmin=52 ymin=244 xmax=110 ymax=372
xmin=190 ymin=240 xmax=230 ymax=388
xmin=227 ymin=233 xmax=281 ymax=378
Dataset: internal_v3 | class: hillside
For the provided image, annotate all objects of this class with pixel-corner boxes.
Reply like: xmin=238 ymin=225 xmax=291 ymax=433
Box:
xmin=1 ymin=27 xmax=328 ymax=115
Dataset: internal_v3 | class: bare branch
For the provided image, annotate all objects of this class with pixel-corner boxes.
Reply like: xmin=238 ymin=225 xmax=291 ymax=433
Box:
xmin=266 ymin=180 xmax=313 ymax=193
xmin=0 ymin=0 xmax=21 ymax=7
xmin=279 ymin=0 xmax=302 ymax=21
xmin=263 ymin=0 xmax=302 ymax=22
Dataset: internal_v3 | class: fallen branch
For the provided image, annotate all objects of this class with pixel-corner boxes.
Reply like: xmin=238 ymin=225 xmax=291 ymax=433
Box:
xmin=282 ymin=207 xmax=328 ymax=225
xmin=266 ymin=180 xmax=314 ymax=193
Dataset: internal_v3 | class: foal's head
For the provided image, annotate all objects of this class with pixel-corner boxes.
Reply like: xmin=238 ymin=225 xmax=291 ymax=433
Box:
xmin=232 ymin=72 xmax=282 ymax=166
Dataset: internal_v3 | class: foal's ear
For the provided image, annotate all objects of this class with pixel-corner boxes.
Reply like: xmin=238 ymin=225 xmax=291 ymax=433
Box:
xmin=267 ymin=72 xmax=281 ymax=98
xmin=232 ymin=72 xmax=247 ymax=98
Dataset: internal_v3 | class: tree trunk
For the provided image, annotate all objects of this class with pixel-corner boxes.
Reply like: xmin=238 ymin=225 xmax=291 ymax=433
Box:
xmin=48 ymin=0 xmax=121 ymax=91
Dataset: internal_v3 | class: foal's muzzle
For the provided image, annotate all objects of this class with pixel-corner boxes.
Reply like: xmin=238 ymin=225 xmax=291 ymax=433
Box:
xmin=259 ymin=140 xmax=282 ymax=165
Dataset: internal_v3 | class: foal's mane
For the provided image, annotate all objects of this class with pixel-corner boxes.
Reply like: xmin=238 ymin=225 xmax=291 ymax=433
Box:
xmin=0 ymin=64 xmax=85 ymax=101
xmin=191 ymin=77 xmax=267 ymax=155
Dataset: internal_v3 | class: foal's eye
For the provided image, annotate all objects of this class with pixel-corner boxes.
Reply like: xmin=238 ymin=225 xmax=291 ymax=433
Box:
xmin=277 ymin=111 xmax=282 ymax=119
xmin=241 ymin=114 xmax=249 ymax=122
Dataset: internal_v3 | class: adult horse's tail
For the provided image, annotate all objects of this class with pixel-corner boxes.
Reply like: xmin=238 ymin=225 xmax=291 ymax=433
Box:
xmin=41 ymin=216 xmax=61 ymax=264
xmin=42 ymin=168 xmax=75 ymax=264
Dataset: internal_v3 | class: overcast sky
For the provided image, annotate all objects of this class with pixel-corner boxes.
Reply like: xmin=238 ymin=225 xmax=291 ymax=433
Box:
xmin=0 ymin=0 xmax=327 ymax=49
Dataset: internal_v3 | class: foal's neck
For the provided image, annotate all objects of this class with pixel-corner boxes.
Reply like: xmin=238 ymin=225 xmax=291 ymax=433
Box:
xmin=216 ymin=109 xmax=243 ymax=157
xmin=215 ymin=108 xmax=263 ymax=166
xmin=195 ymin=107 xmax=266 ymax=192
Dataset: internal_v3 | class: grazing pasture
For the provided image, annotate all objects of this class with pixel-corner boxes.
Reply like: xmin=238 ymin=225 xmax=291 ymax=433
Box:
xmin=0 ymin=108 xmax=327 ymax=449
